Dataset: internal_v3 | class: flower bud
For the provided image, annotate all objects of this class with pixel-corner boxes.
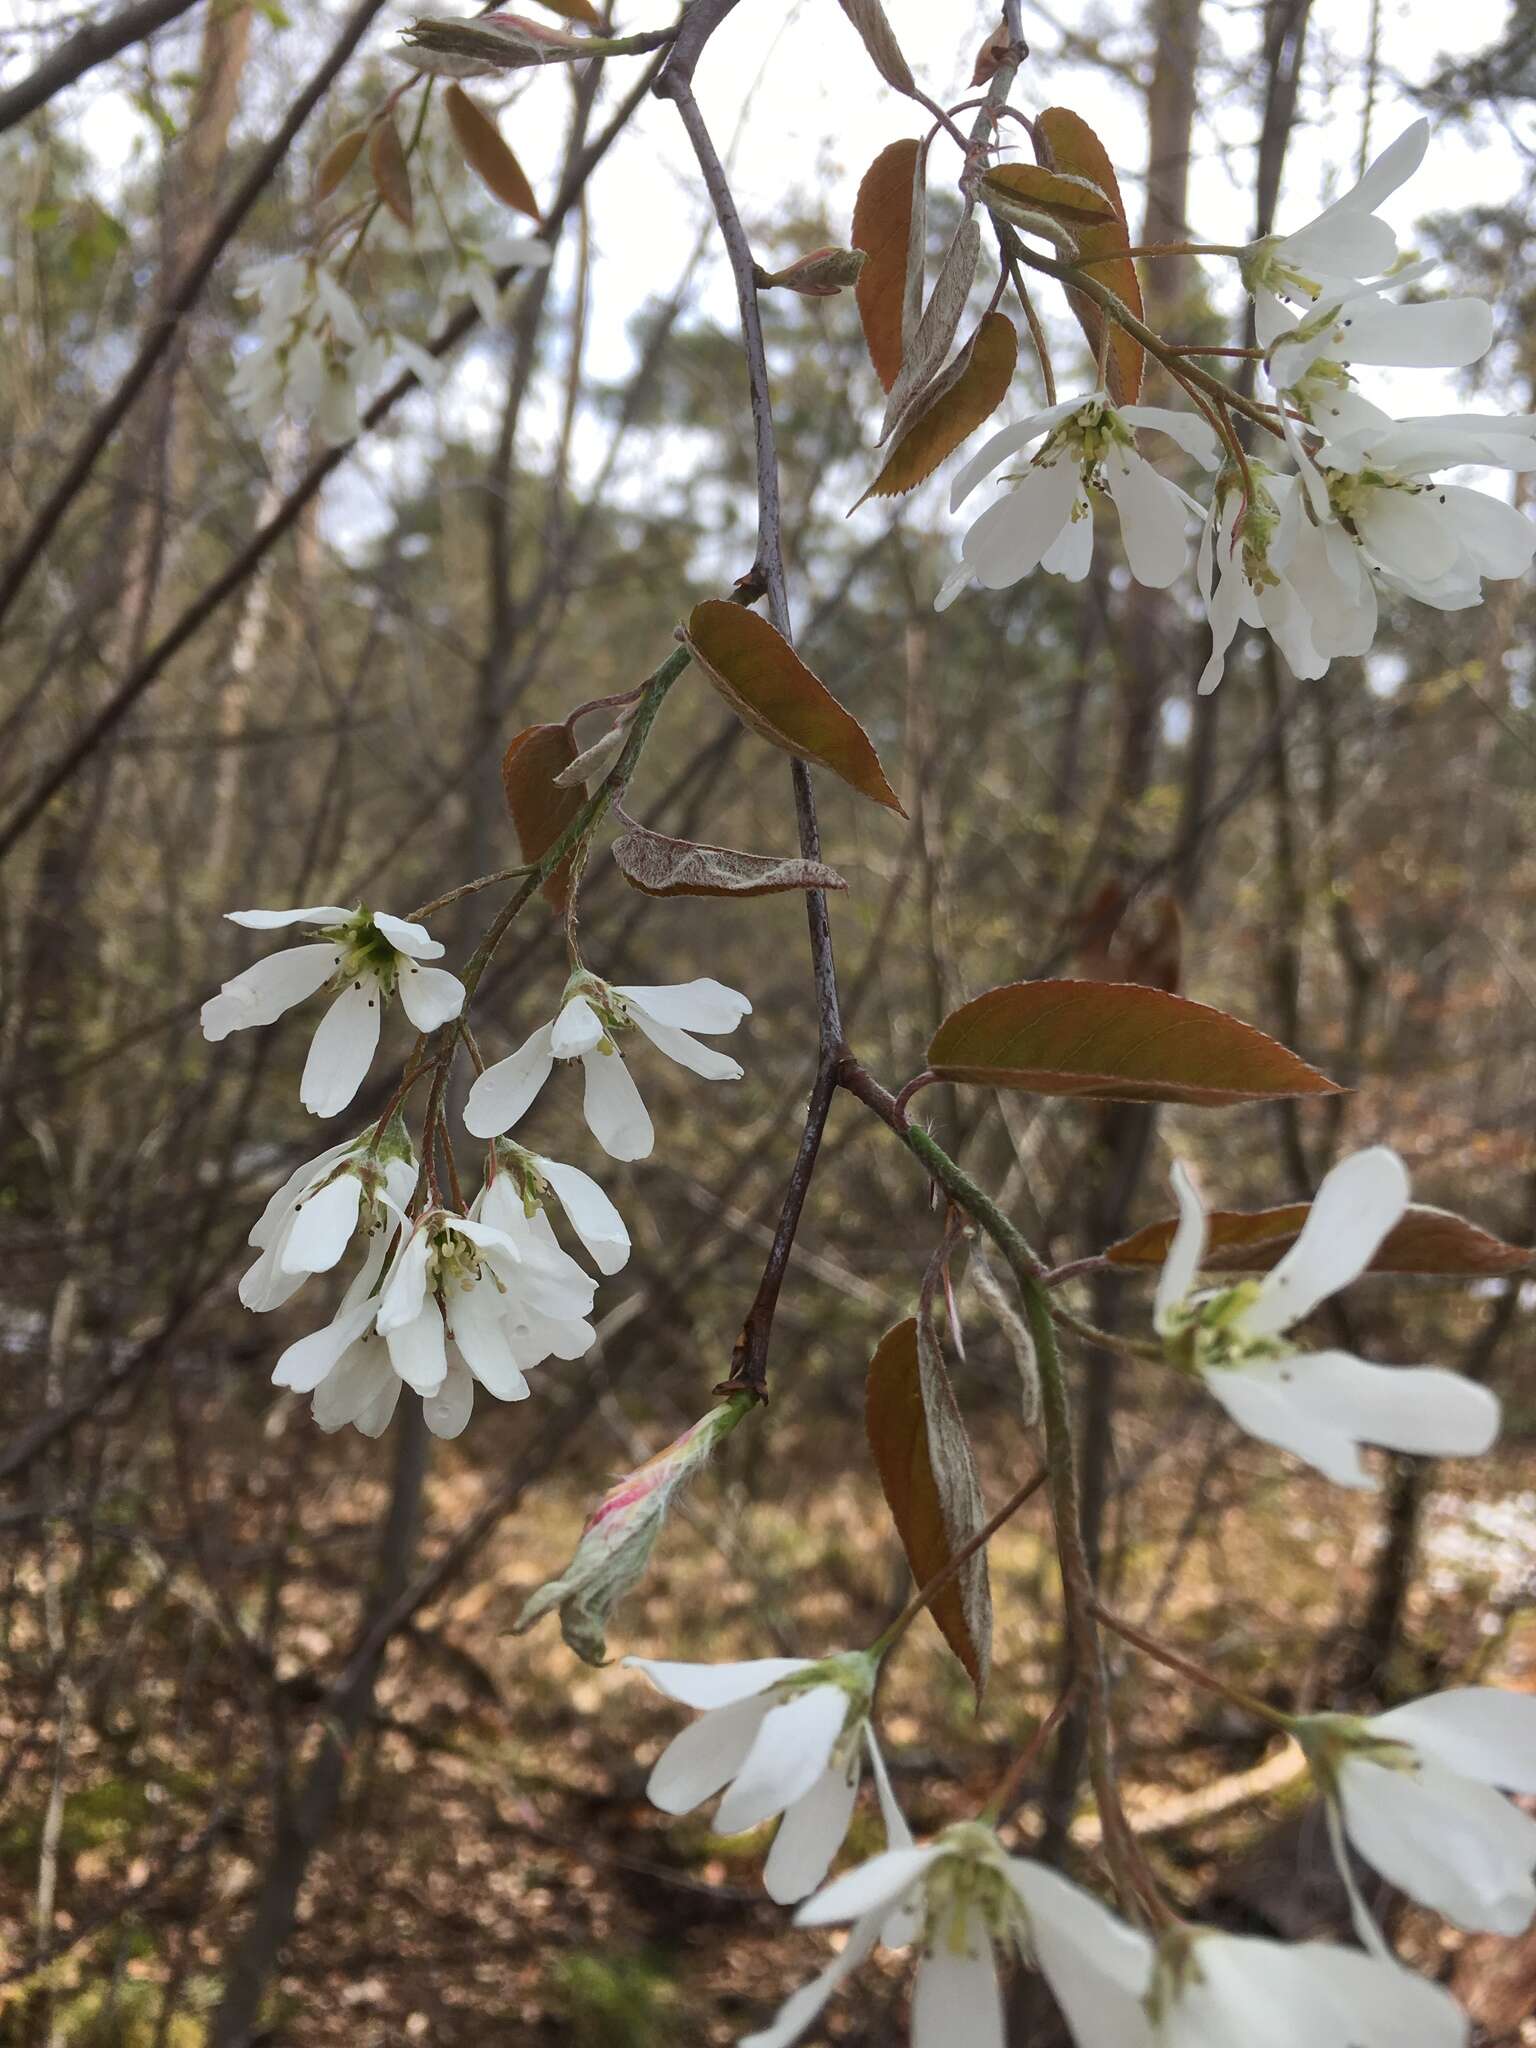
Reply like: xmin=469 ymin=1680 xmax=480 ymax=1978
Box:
xmin=513 ymin=1394 xmax=753 ymax=1662
xmin=758 ymin=247 xmax=868 ymax=297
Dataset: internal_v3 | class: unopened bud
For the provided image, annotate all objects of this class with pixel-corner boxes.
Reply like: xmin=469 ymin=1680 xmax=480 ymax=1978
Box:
xmin=513 ymin=1395 xmax=753 ymax=1663
xmin=758 ymin=246 xmax=868 ymax=297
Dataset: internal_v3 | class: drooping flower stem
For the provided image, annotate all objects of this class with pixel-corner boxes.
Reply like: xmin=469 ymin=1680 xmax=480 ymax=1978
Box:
xmin=1092 ymin=1601 xmax=1297 ymax=1733
xmin=839 ymin=1056 xmax=1172 ymax=1923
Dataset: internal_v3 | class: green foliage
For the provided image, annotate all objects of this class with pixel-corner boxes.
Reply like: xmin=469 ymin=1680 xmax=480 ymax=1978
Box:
xmin=547 ymin=1950 xmax=680 ymax=2048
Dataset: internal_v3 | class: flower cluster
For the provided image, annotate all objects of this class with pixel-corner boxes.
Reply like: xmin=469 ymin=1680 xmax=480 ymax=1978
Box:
xmin=202 ymin=899 xmax=749 ymax=1440
xmin=944 ymin=120 xmax=1536 ymax=690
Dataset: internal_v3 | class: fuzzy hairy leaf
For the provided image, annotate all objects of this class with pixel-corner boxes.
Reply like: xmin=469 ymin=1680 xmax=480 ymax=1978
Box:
xmin=866 ymin=1318 xmax=992 ymax=1698
xmin=927 ymin=980 xmax=1342 ymax=1105
xmin=1033 ymin=107 xmax=1144 ymax=404
xmin=685 ymin=600 xmax=906 ymax=814
xmin=501 ymin=723 xmax=585 ymax=912
xmin=613 ymin=824 xmax=848 ymax=898
xmin=1106 ymin=1202 xmax=1532 ymax=1277
xmin=878 ymin=214 xmax=980 ymax=443
xmin=854 ymin=312 xmax=1017 ymax=506
xmin=851 ymin=138 xmax=924 ymax=392
xmin=445 ymin=85 xmax=539 ymax=219
xmin=835 ymin=0 xmax=916 ymax=92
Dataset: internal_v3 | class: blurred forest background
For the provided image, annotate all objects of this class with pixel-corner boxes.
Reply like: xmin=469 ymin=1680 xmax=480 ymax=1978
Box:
xmin=2 ymin=0 xmax=1535 ymax=2040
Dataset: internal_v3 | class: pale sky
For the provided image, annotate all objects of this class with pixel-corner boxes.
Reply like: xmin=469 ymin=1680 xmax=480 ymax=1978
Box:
xmin=3 ymin=0 xmax=1530 ymax=552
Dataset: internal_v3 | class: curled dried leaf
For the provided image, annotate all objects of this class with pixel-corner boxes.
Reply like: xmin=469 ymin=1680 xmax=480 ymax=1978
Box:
xmin=835 ymin=0 xmax=916 ymax=94
xmin=401 ymin=13 xmax=587 ymax=70
xmin=1106 ymin=1203 xmax=1533 ymax=1278
xmin=866 ymin=1317 xmax=992 ymax=1699
xmin=553 ymin=709 xmax=633 ymax=789
xmin=878 ymin=213 xmax=980 ymax=445
xmin=612 ymin=823 xmax=848 ymax=898
xmin=982 ymin=163 xmax=1119 ymax=229
xmin=852 ymin=312 xmax=1017 ymax=508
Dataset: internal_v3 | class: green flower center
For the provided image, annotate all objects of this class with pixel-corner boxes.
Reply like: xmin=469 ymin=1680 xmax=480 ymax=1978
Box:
xmin=1160 ymin=1282 xmax=1286 ymax=1375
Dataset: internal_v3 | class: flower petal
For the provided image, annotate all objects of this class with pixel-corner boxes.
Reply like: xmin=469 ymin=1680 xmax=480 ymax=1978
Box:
xmin=1277 ymin=1351 xmax=1501 ymax=1460
xmin=580 ymin=1047 xmax=654 ymax=1161
xmin=646 ymin=1694 xmax=774 ymax=1813
xmin=312 ymin=1331 xmax=395 ymax=1432
xmin=912 ymin=1918 xmax=1003 ymax=2048
xmin=201 ymin=943 xmax=339 ymax=1040
xmin=1202 ymin=1359 xmax=1374 ymax=1488
xmin=397 ymin=962 xmax=466 ymax=1031
xmin=383 ymin=1302 xmax=448 ymax=1395
xmin=1370 ymin=1688 xmax=1536 ymax=1794
xmin=739 ymin=1908 xmax=884 ymax=2048
xmin=625 ymin=1657 xmax=810 ymax=1709
xmin=279 ymin=1172 xmax=362 ymax=1276
xmin=614 ymin=979 xmax=752 ymax=1034
xmin=949 ymin=402 xmax=1083 ymax=511
xmin=226 ymin=905 xmax=351 ymax=929
xmin=423 ymin=1357 xmax=476 ymax=1439
xmin=1007 ymin=1859 xmax=1154 ymax=2043
xmin=463 ymin=1023 xmax=555 ymax=1138
xmin=447 ymin=1279 xmax=530 ymax=1400
xmin=1154 ymin=1160 xmax=1209 ymax=1333
xmin=1119 ymin=404 xmax=1222 ymax=468
xmin=272 ymin=1298 xmax=378 ymax=1394
xmin=715 ymin=1685 xmax=849 ymax=1835
xmin=764 ymin=1757 xmax=862 ymax=1904
xmin=961 ymin=457 xmax=1080 ymax=588
xmin=535 ymin=1156 xmax=631 ymax=1274
xmin=1243 ymin=1147 xmax=1409 ymax=1337
xmin=1337 ymin=1752 xmax=1536 ymax=1935
xmin=794 ymin=1846 xmax=939 ymax=1927
xmin=628 ymin=1009 xmax=744 ymax=1081
xmin=1179 ymin=1928 xmax=1465 ymax=2048
xmin=1102 ymin=448 xmax=1190 ymax=588
xmin=551 ymin=994 xmax=606 ymax=1057
xmin=370 ymin=911 xmax=444 ymax=959
xmin=1355 ymin=487 xmax=1460 ymax=582
xmin=300 ymin=982 xmax=382 ymax=1117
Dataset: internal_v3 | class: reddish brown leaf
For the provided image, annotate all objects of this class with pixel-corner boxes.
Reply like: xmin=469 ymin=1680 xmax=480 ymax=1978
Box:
xmin=534 ymin=0 xmax=600 ymax=22
xmin=760 ymin=246 xmax=867 ymax=296
xmin=313 ymin=127 xmax=367 ymax=205
xmin=685 ymin=600 xmax=906 ymax=815
xmin=612 ymin=824 xmax=848 ymax=898
xmin=1107 ymin=1203 xmax=1533 ymax=1277
xmin=444 ymin=84 xmax=540 ymax=220
xmin=854 ymin=312 xmax=1016 ymax=506
xmin=866 ymin=1319 xmax=991 ymax=1697
xmin=970 ymin=19 xmax=1010 ymax=86
xmin=926 ymin=980 xmax=1342 ymax=1106
xmin=1033 ymin=108 xmax=1143 ymax=404
xmin=369 ymin=115 xmax=414 ymax=230
xmin=835 ymin=0 xmax=916 ymax=93
xmin=851 ymin=138 xmax=923 ymax=392
xmin=502 ymin=723 xmax=586 ymax=913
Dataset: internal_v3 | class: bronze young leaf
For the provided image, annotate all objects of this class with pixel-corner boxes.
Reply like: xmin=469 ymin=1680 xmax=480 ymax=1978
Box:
xmin=684 ymin=600 xmax=906 ymax=815
xmin=927 ymin=980 xmax=1343 ymax=1105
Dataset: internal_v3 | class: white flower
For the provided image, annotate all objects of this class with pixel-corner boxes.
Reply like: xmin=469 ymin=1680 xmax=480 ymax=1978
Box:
xmin=441 ymin=232 xmax=551 ymax=329
xmin=229 ymin=255 xmax=376 ymax=443
xmin=1154 ymin=1148 xmax=1500 ymax=1488
xmin=274 ymin=1195 xmax=594 ymax=1440
xmin=1266 ymin=282 xmax=1492 ymax=398
xmin=1300 ymin=1687 xmax=1536 ymax=1938
xmin=201 ymin=905 xmax=465 ymax=1118
xmin=239 ymin=1129 xmax=417 ymax=1311
xmin=626 ymin=1652 xmax=907 ymax=1904
xmin=1242 ymin=120 xmax=1430 ymax=342
xmin=463 ymin=972 xmax=751 ymax=1162
xmin=937 ymin=394 xmax=1218 ymax=609
xmin=1197 ymin=468 xmax=1336 ymax=692
xmin=1021 ymin=1872 xmax=1468 ymax=2048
